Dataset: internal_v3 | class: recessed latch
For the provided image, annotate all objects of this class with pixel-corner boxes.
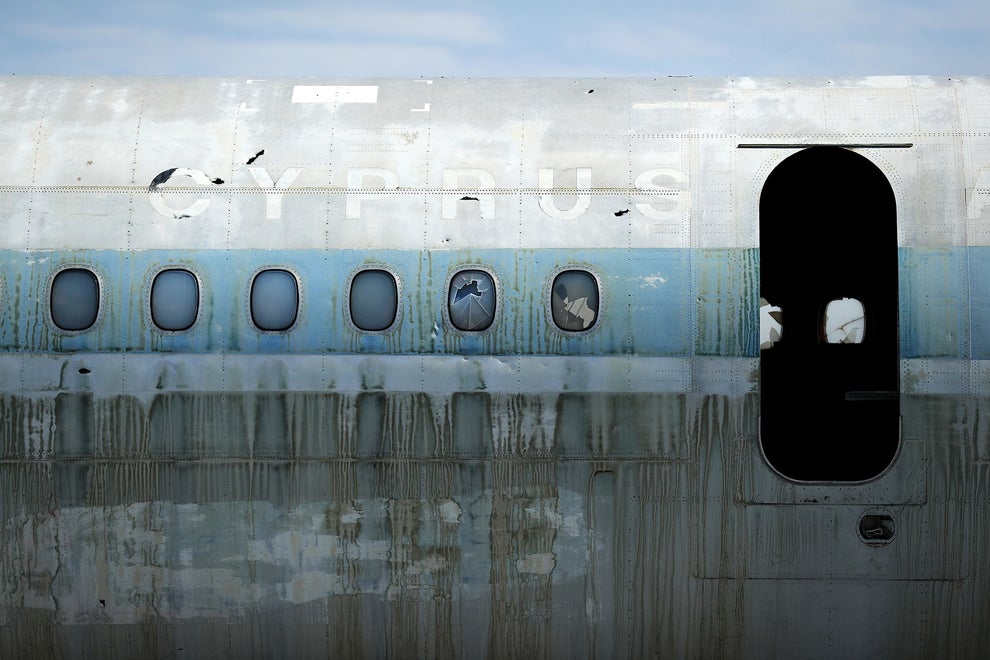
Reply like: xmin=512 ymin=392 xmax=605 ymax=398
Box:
xmin=858 ymin=511 xmax=896 ymax=545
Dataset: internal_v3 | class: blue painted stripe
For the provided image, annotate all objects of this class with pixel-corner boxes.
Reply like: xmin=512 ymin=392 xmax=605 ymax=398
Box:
xmin=901 ymin=248 xmax=977 ymax=359
xmin=0 ymin=248 xmax=760 ymax=357
xmin=4 ymin=247 xmax=990 ymax=361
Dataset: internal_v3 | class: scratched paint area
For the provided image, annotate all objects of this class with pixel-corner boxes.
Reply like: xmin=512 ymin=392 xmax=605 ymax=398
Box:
xmin=0 ymin=486 xmax=584 ymax=623
xmin=0 ymin=390 xmax=698 ymax=656
xmin=3 ymin=388 xmax=986 ymax=656
xmin=0 ymin=390 xmax=699 ymax=462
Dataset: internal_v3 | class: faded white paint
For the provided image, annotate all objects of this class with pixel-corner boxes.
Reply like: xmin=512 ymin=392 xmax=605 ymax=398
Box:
xmin=291 ymin=85 xmax=379 ymax=104
xmin=3 ymin=77 xmax=985 ymax=250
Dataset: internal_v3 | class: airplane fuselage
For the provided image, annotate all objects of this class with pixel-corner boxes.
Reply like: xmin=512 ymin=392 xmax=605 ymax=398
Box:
xmin=0 ymin=75 xmax=988 ymax=659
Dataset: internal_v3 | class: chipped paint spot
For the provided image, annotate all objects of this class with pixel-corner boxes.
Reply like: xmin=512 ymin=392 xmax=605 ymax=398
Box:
xmin=148 ymin=167 xmax=223 ymax=219
xmin=639 ymin=274 xmax=669 ymax=288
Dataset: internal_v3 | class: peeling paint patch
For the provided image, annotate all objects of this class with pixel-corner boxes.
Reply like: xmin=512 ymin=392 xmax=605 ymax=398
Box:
xmin=148 ymin=167 xmax=224 ymax=219
xmin=281 ymin=571 xmax=345 ymax=605
xmin=438 ymin=500 xmax=463 ymax=524
xmin=516 ymin=552 xmax=556 ymax=574
xmin=339 ymin=506 xmax=363 ymax=524
xmin=639 ymin=274 xmax=669 ymax=288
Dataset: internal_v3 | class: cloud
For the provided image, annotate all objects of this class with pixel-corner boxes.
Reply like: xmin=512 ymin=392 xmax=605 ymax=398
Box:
xmin=569 ymin=0 xmax=990 ymax=76
xmin=210 ymin=6 xmax=503 ymax=46
xmin=0 ymin=0 xmax=986 ymax=77
xmin=0 ymin=2 xmax=503 ymax=76
xmin=1 ymin=29 xmax=464 ymax=77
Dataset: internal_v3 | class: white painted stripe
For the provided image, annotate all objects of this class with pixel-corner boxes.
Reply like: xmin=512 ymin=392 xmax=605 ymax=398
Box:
xmin=632 ymin=101 xmax=724 ymax=109
xmin=291 ymin=85 xmax=378 ymax=104
xmin=12 ymin=355 xmax=988 ymax=396
xmin=1 ymin=354 xmax=758 ymax=396
xmin=0 ymin=190 xmax=724 ymax=250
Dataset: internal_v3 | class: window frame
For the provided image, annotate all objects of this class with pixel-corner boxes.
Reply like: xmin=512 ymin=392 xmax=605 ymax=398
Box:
xmin=444 ymin=265 xmax=500 ymax=334
xmin=346 ymin=266 xmax=402 ymax=334
xmin=249 ymin=267 xmax=302 ymax=333
xmin=545 ymin=266 xmax=604 ymax=335
xmin=821 ymin=297 xmax=866 ymax=345
xmin=149 ymin=266 xmax=202 ymax=333
xmin=49 ymin=266 xmax=103 ymax=334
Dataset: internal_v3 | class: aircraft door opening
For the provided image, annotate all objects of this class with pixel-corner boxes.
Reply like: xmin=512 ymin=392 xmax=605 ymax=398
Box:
xmin=759 ymin=147 xmax=900 ymax=482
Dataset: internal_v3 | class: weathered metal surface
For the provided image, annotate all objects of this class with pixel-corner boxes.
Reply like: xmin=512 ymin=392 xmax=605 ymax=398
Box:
xmin=0 ymin=76 xmax=988 ymax=658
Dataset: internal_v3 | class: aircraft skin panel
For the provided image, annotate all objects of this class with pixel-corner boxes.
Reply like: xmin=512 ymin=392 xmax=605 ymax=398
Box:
xmin=2 ymin=76 xmax=990 ymax=658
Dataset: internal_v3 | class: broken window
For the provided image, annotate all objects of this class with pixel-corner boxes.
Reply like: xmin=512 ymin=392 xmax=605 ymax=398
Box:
xmin=823 ymin=297 xmax=865 ymax=344
xmin=551 ymin=270 xmax=599 ymax=332
xmin=250 ymin=269 xmax=298 ymax=331
xmin=448 ymin=269 xmax=496 ymax=331
xmin=51 ymin=268 xmax=100 ymax=331
xmin=760 ymin=297 xmax=783 ymax=349
xmin=350 ymin=269 xmax=398 ymax=331
xmin=151 ymin=269 xmax=199 ymax=331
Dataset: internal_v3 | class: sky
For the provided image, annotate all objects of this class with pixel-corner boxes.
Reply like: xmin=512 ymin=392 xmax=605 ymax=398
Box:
xmin=0 ymin=0 xmax=987 ymax=78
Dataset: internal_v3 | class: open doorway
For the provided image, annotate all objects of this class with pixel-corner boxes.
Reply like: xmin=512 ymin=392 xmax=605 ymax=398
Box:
xmin=759 ymin=147 xmax=900 ymax=481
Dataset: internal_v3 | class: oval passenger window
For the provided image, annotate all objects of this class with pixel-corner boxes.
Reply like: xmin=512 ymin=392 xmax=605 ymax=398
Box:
xmin=350 ymin=269 xmax=398 ymax=331
xmin=251 ymin=269 xmax=299 ymax=331
xmin=550 ymin=270 xmax=599 ymax=331
xmin=823 ymin=297 xmax=865 ymax=344
xmin=151 ymin=269 xmax=199 ymax=331
xmin=448 ymin=269 xmax=496 ymax=331
xmin=51 ymin=268 xmax=100 ymax=331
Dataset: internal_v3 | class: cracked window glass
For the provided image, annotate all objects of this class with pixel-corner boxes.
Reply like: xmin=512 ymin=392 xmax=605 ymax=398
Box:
xmin=350 ymin=269 xmax=398 ymax=331
xmin=251 ymin=269 xmax=298 ymax=331
xmin=760 ymin=297 xmax=783 ymax=349
xmin=51 ymin=268 xmax=100 ymax=331
xmin=551 ymin=270 xmax=598 ymax=331
xmin=151 ymin=269 xmax=199 ymax=331
xmin=448 ymin=270 xmax=496 ymax=331
xmin=824 ymin=297 xmax=865 ymax=344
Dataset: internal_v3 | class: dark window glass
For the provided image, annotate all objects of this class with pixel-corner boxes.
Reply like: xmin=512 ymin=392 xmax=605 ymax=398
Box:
xmin=448 ymin=269 xmax=496 ymax=331
xmin=251 ymin=269 xmax=298 ymax=331
xmin=350 ymin=269 xmax=397 ymax=331
xmin=151 ymin=269 xmax=199 ymax=331
xmin=51 ymin=268 xmax=100 ymax=331
xmin=551 ymin=270 xmax=599 ymax=331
